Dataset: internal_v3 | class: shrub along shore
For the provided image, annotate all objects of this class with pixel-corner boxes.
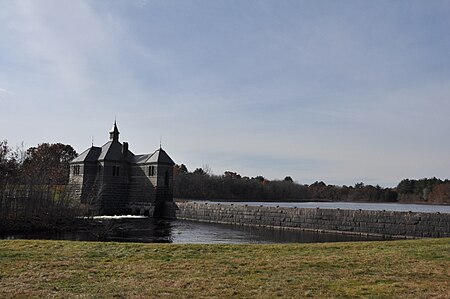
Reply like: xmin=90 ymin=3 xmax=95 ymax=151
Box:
xmin=0 ymin=238 xmax=449 ymax=298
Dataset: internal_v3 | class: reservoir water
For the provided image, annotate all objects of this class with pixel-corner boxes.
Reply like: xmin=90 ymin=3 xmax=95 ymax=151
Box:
xmin=4 ymin=201 xmax=445 ymax=244
xmin=2 ymin=217 xmax=384 ymax=244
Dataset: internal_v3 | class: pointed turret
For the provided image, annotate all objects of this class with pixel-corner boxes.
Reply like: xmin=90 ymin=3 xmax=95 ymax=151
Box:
xmin=109 ymin=121 xmax=120 ymax=142
xmin=147 ymin=147 xmax=175 ymax=165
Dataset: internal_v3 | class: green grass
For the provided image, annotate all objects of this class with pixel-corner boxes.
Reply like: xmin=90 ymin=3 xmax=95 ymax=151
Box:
xmin=0 ymin=239 xmax=449 ymax=298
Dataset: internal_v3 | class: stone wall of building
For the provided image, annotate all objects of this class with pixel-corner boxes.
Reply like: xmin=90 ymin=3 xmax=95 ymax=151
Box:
xmin=99 ymin=176 xmax=129 ymax=215
xmin=155 ymin=165 xmax=173 ymax=199
xmin=69 ymin=163 xmax=97 ymax=204
xmin=128 ymin=165 xmax=156 ymax=207
xmin=172 ymin=201 xmax=450 ymax=238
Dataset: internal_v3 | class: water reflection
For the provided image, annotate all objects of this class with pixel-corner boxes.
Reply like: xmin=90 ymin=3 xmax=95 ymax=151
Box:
xmin=170 ymin=220 xmax=385 ymax=244
xmin=2 ymin=218 xmax=385 ymax=244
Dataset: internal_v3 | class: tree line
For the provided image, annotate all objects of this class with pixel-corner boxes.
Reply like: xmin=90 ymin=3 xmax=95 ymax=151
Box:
xmin=173 ymin=164 xmax=450 ymax=204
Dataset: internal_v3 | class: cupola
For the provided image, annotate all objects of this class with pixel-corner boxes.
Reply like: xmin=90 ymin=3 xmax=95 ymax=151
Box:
xmin=109 ymin=121 xmax=120 ymax=142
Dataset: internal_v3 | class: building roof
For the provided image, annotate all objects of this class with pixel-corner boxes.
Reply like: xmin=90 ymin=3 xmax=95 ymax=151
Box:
xmin=71 ymin=141 xmax=135 ymax=163
xmin=131 ymin=154 xmax=152 ymax=164
xmin=70 ymin=121 xmax=174 ymax=165
xmin=98 ymin=141 xmax=133 ymax=161
xmin=71 ymin=145 xmax=174 ymax=165
xmin=131 ymin=148 xmax=175 ymax=165
xmin=71 ymin=146 xmax=101 ymax=163
xmin=147 ymin=148 xmax=175 ymax=165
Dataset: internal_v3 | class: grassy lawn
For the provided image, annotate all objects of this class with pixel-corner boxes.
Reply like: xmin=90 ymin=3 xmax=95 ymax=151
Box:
xmin=0 ymin=239 xmax=449 ymax=298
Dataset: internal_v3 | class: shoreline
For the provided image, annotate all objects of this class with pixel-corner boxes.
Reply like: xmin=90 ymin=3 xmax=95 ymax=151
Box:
xmin=177 ymin=198 xmax=450 ymax=206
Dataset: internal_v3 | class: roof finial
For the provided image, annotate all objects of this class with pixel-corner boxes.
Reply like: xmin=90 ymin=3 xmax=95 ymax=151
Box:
xmin=92 ymin=136 xmax=94 ymax=147
xmin=160 ymin=135 xmax=162 ymax=149
xmin=110 ymin=119 xmax=120 ymax=142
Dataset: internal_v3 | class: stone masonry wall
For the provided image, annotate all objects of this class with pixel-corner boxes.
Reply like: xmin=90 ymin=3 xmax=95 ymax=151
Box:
xmin=173 ymin=201 xmax=450 ymax=238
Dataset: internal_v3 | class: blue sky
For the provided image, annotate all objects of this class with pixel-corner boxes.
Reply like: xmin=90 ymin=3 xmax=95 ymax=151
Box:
xmin=1 ymin=0 xmax=450 ymax=186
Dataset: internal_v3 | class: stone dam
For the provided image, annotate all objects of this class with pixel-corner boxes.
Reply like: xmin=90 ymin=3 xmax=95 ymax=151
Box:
xmin=168 ymin=201 xmax=450 ymax=238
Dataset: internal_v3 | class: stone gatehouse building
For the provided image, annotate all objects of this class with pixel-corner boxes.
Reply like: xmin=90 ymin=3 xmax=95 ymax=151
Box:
xmin=69 ymin=122 xmax=175 ymax=216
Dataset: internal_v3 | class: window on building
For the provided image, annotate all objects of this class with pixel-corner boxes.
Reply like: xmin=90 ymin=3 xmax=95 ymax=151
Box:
xmin=148 ymin=166 xmax=155 ymax=176
xmin=112 ymin=165 xmax=120 ymax=176
xmin=73 ymin=165 xmax=80 ymax=176
xmin=164 ymin=170 xmax=169 ymax=187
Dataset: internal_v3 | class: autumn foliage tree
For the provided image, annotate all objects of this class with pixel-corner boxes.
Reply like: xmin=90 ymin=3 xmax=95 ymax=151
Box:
xmin=396 ymin=177 xmax=444 ymax=202
xmin=20 ymin=143 xmax=77 ymax=184
xmin=427 ymin=182 xmax=450 ymax=204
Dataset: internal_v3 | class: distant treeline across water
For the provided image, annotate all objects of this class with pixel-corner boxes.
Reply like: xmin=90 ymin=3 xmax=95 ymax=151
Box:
xmin=173 ymin=165 xmax=450 ymax=205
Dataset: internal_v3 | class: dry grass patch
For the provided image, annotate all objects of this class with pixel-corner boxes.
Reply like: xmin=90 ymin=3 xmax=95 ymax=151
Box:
xmin=0 ymin=239 xmax=449 ymax=298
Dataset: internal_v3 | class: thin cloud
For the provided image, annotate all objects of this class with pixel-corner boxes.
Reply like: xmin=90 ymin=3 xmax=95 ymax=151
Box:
xmin=0 ymin=87 xmax=14 ymax=95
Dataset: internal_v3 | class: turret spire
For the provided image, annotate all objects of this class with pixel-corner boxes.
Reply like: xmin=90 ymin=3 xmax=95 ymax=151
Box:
xmin=109 ymin=120 xmax=120 ymax=142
